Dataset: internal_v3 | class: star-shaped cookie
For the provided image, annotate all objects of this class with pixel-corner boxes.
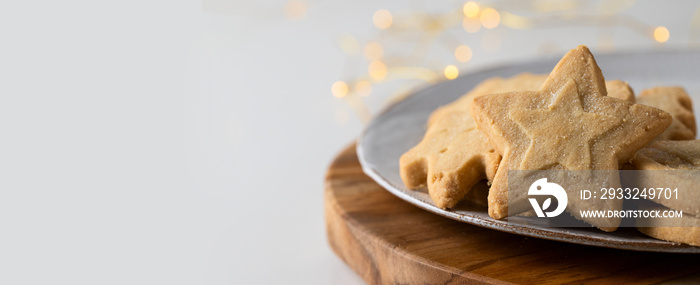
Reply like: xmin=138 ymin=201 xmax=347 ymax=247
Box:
xmin=400 ymin=74 xmax=636 ymax=209
xmin=400 ymin=74 xmax=544 ymax=209
xmin=399 ymin=99 xmax=501 ymax=209
xmin=471 ymin=45 xmax=672 ymax=230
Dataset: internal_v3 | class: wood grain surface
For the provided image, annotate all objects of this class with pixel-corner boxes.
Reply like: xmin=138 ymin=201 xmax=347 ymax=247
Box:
xmin=325 ymin=144 xmax=700 ymax=285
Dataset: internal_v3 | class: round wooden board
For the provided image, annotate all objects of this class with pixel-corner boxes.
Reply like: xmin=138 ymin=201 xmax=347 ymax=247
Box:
xmin=325 ymin=144 xmax=700 ymax=285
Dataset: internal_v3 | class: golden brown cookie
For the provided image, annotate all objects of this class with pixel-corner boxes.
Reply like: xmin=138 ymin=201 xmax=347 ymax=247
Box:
xmin=401 ymin=73 xmax=546 ymax=209
xmin=471 ymin=45 xmax=672 ymax=231
xmin=402 ymin=74 xmax=636 ymax=209
xmin=629 ymin=140 xmax=700 ymax=216
xmin=637 ymin=201 xmax=699 ymax=246
xmin=637 ymin=87 xmax=696 ymax=140
xmin=399 ymin=105 xmax=501 ymax=209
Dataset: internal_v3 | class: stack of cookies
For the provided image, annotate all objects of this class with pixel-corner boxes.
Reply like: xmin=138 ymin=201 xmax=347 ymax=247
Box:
xmin=399 ymin=45 xmax=699 ymax=245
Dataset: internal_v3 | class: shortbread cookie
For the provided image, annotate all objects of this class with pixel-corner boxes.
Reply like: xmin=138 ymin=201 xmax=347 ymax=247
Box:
xmin=401 ymin=74 xmax=544 ymax=209
xmin=629 ymin=140 xmax=700 ymax=216
xmin=637 ymin=201 xmax=700 ymax=246
xmin=402 ymin=74 xmax=636 ymax=209
xmin=471 ymin=45 xmax=672 ymax=231
xmin=637 ymin=87 xmax=696 ymax=140
xmin=399 ymin=105 xmax=501 ymax=209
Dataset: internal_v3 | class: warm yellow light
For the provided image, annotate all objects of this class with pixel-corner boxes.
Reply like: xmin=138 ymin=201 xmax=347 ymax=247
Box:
xmin=332 ymin=81 xmax=349 ymax=98
xmin=373 ymin=9 xmax=393 ymax=29
xmin=444 ymin=65 xmax=459 ymax=80
xmin=284 ymin=0 xmax=306 ymax=20
xmin=463 ymin=1 xmax=480 ymax=18
xmin=654 ymin=26 xmax=669 ymax=43
xmin=355 ymin=80 xmax=372 ymax=97
xmin=363 ymin=42 xmax=384 ymax=60
xmin=455 ymin=45 xmax=473 ymax=63
xmin=462 ymin=17 xmax=481 ymax=33
xmin=480 ymin=8 xmax=500 ymax=29
xmin=369 ymin=61 xmax=387 ymax=80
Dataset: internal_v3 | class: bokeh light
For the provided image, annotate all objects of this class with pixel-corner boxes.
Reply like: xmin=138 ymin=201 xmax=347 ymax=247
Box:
xmin=654 ymin=26 xmax=670 ymax=43
xmin=463 ymin=2 xmax=480 ymax=18
xmin=444 ymin=65 xmax=459 ymax=80
xmin=480 ymin=8 xmax=500 ymax=29
xmin=455 ymin=45 xmax=473 ymax=63
xmin=331 ymin=81 xmax=349 ymax=98
xmin=373 ymin=9 xmax=393 ymax=29
xmin=369 ymin=61 xmax=388 ymax=80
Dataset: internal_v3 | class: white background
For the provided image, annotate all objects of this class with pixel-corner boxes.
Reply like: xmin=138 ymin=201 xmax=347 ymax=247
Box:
xmin=0 ymin=1 xmax=698 ymax=284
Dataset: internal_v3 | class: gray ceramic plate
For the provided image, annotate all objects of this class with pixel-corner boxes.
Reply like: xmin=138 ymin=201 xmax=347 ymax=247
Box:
xmin=357 ymin=49 xmax=700 ymax=253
